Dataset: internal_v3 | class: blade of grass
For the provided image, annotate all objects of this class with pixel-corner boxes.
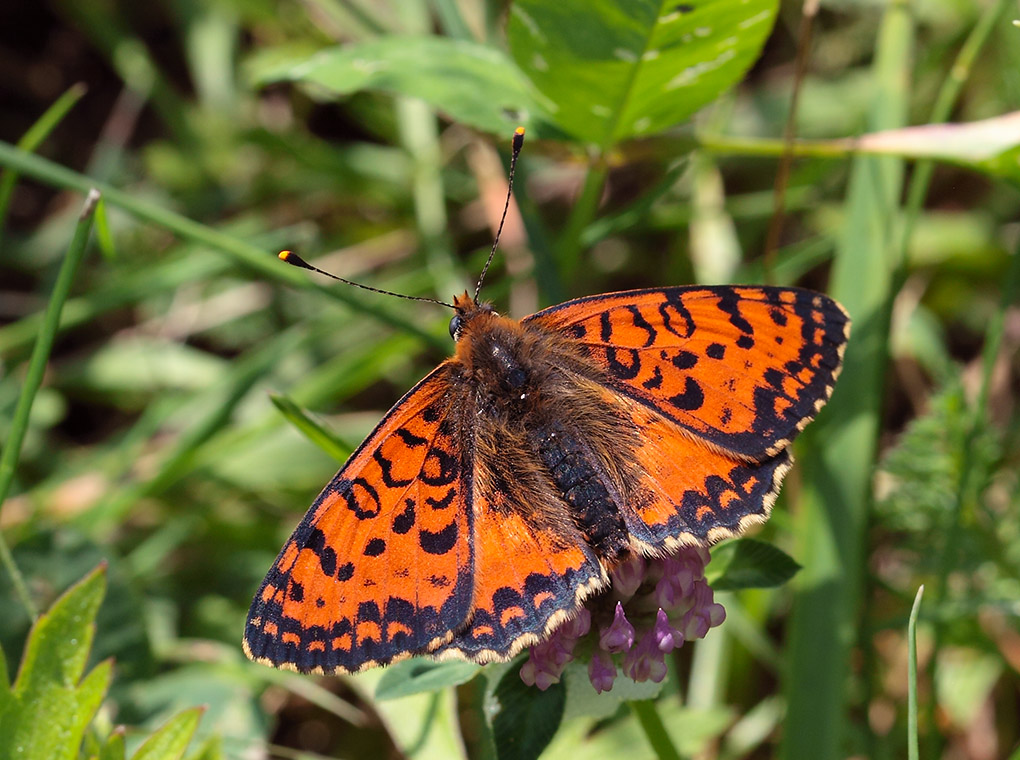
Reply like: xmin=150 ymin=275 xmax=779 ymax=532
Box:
xmin=780 ymin=1 xmax=913 ymax=758
xmin=268 ymin=393 xmax=353 ymax=461
xmin=631 ymin=700 xmax=683 ymax=760
xmin=0 ymin=188 xmax=100 ymax=621
xmin=907 ymin=585 xmax=924 ymax=760
xmin=0 ymin=82 xmax=87 ymax=250
xmin=0 ymin=140 xmax=447 ymax=352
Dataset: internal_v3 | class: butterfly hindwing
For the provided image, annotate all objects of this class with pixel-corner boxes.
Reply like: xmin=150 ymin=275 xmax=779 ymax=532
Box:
xmin=433 ymin=491 xmax=606 ymax=663
xmin=526 ymin=286 xmax=849 ymax=459
xmin=599 ymin=386 xmax=793 ymax=547
xmin=244 ymin=365 xmax=474 ymax=674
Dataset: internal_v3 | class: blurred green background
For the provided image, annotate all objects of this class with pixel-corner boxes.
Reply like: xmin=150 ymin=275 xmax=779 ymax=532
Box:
xmin=1 ymin=0 xmax=1019 ymax=758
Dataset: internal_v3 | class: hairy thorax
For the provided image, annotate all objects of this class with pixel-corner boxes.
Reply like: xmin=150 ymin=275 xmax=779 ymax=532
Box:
xmin=450 ymin=309 xmax=641 ymax=561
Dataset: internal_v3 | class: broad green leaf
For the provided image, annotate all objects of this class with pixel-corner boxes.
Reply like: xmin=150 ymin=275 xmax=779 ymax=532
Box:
xmin=0 ymin=564 xmax=107 ymax=760
xmin=490 ymin=663 xmax=565 ymax=760
xmin=375 ymin=659 xmax=481 ymax=701
xmin=707 ymin=538 xmax=800 ymax=590
xmin=130 ymin=707 xmax=203 ymax=760
xmin=508 ymin=0 xmax=777 ymax=148
xmin=248 ymin=36 xmax=557 ymax=137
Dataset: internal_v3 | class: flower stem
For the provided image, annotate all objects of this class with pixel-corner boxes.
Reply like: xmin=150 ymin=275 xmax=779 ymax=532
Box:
xmin=631 ymin=700 xmax=683 ymax=760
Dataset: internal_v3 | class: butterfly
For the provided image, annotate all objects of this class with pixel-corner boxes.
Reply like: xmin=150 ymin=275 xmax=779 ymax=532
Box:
xmin=244 ymin=280 xmax=849 ymax=675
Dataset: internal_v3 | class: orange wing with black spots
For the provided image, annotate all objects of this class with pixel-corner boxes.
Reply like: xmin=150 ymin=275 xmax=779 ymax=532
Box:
xmin=526 ymin=286 xmax=850 ymax=459
xmin=433 ymin=485 xmax=606 ymax=663
xmin=244 ymin=365 xmax=474 ymax=675
xmin=603 ymin=387 xmax=794 ymax=547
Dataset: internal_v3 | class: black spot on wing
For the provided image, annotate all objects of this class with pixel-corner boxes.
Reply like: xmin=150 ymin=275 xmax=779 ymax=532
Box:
xmin=669 ymin=377 xmax=705 ymax=411
xmin=393 ymin=500 xmax=415 ymax=534
xmin=420 ymin=521 xmax=458 ymax=555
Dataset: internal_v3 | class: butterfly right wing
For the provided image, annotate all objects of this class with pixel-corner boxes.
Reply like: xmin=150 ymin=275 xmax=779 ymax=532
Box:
xmin=244 ymin=365 xmax=474 ymax=674
xmin=525 ymin=286 xmax=849 ymax=460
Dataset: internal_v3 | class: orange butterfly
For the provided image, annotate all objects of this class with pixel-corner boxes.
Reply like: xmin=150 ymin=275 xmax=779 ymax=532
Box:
xmin=244 ymin=134 xmax=850 ymax=676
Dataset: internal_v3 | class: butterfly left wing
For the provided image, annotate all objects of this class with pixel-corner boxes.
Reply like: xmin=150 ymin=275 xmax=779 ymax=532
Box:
xmin=525 ymin=286 xmax=849 ymax=460
xmin=244 ymin=365 xmax=475 ymax=674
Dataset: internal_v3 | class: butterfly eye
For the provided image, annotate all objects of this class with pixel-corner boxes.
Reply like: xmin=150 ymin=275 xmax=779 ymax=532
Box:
xmin=449 ymin=315 xmax=464 ymax=340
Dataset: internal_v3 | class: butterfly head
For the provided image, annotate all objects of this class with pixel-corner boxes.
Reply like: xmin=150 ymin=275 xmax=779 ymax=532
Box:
xmin=450 ymin=291 xmax=497 ymax=342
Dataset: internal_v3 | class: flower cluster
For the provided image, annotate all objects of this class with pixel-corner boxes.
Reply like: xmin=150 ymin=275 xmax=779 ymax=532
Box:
xmin=519 ymin=544 xmax=725 ymax=693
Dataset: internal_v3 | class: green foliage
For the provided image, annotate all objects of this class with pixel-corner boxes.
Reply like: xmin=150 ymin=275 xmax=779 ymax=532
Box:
xmin=1 ymin=0 xmax=1019 ymax=757
xmin=491 ymin=665 xmax=566 ymax=760
xmin=375 ymin=659 xmax=481 ymax=700
xmin=0 ymin=566 xmax=211 ymax=760
xmin=0 ymin=566 xmax=108 ymax=760
xmin=507 ymin=0 xmax=776 ymax=147
xmin=707 ymin=538 xmax=800 ymax=591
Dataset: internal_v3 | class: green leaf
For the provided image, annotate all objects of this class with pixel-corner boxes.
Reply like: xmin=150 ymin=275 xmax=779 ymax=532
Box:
xmin=490 ymin=663 xmax=565 ymax=760
xmin=508 ymin=0 xmax=777 ymax=148
xmin=0 ymin=564 xmax=107 ymax=760
xmin=98 ymin=730 xmax=126 ymax=760
xmin=375 ymin=659 xmax=481 ymax=701
xmin=706 ymin=538 xmax=801 ymax=590
xmin=182 ymin=736 xmax=224 ymax=760
xmin=130 ymin=707 xmax=204 ymax=760
xmin=248 ymin=36 xmax=556 ymax=137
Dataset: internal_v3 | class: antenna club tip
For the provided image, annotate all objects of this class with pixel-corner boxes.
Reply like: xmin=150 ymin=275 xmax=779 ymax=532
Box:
xmin=278 ymin=250 xmax=292 ymax=261
xmin=512 ymin=127 xmax=525 ymax=151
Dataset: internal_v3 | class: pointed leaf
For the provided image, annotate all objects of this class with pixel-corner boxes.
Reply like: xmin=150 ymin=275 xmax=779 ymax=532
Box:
xmin=73 ymin=660 xmax=114 ymax=753
xmin=707 ymin=538 xmax=801 ymax=590
xmin=0 ymin=564 xmax=107 ymax=760
xmin=508 ymin=0 xmax=777 ymax=147
xmin=99 ymin=729 xmax=126 ymax=760
xmin=130 ymin=707 xmax=203 ymax=760
xmin=183 ymin=736 xmax=224 ymax=760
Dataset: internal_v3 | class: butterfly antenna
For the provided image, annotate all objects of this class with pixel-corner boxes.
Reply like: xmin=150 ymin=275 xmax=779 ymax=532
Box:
xmin=473 ymin=126 xmax=525 ymax=303
xmin=279 ymin=250 xmax=456 ymax=309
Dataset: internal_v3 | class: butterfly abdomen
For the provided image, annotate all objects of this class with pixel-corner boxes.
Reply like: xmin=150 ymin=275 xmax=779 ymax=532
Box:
xmin=528 ymin=420 xmax=631 ymax=559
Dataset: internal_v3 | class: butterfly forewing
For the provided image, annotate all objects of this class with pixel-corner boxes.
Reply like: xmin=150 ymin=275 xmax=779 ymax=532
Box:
xmin=244 ymin=365 xmax=474 ymax=674
xmin=525 ymin=286 xmax=849 ymax=459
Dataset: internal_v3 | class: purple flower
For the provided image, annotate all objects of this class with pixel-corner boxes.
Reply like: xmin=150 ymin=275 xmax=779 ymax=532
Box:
xmin=519 ymin=543 xmax=727 ymax=693
xmin=588 ymin=649 xmax=617 ymax=694
xmin=598 ymin=602 xmax=635 ymax=653
xmin=652 ymin=608 xmax=684 ymax=653
xmin=610 ymin=555 xmax=646 ymax=598
xmin=622 ymin=628 xmax=668 ymax=683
